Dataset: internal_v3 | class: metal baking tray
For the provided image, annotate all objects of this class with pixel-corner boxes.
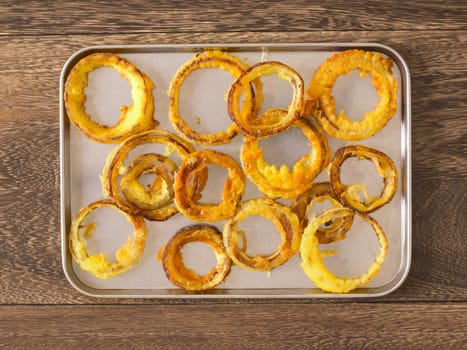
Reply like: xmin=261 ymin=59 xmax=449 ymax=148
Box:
xmin=60 ymin=43 xmax=411 ymax=298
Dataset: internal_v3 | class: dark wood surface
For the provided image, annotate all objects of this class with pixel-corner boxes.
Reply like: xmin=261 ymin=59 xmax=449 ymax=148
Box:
xmin=0 ymin=0 xmax=466 ymax=348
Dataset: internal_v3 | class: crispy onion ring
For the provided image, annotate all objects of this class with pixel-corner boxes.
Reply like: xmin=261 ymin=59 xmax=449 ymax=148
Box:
xmin=223 ymin=198 xmax=301 ymax=271
xmin=168 ymin=50 xmax=261 ymax=145
xmin=174 ymin=150 xmax=245 ymax=222
xmin=300 ymin=208 xmax=388 ymax=293
xmin=102 ymin=129 xmax=207 ymax=221
xmin=120 ymin=153 xmax=177 ymax=210
xmin=329 ymin=145 xmax=398 ymax=213
xmin=240 ymin=109 xmax=330 ymax=199
xmin=69 ymin=199 xmax=147 ymax=279
xmin=307 ymin=49 xmax=397 ymax=141
xmin=162 ymin=224 xmax=232 ymax=291
xmin=64 ymin=52 xmax=157 ymax=143
xmin=228 ymin=61 xmax=305 ymax=137
xmin=291 ymin=182 xmax=353 ymax=244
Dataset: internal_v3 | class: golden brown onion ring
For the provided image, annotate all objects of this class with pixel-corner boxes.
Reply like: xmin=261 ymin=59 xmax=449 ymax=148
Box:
xmin=168 ymin=50 xmax=262 ymax=145
xmin=120 ymin=153 xmax=177 ymax=210
xmin=307 ymin=49 xmax=397 ymax=141
xmin=102 ymin=129 xmax=207 ymax=221
xmin=291 ymin=182 xmax=353 ymax=244
xmin=174 ymin=150 xmax=245 ymax=222
xmin=240 ymin=109 xmax=330 ymax=199
xmin=300 ymin=207 xmax=388 ymax=293
xmin=223 ymin=198 xmax=301 ymax=271
xmin=69 ymin=199 xmax=147 ymax=279
xmin=162 ymin=224 xmax=232 ymax=291
xmin=329 ymin=145 xmax=398 ymax=213
xmin=228 ymin=61 xmax=305 ymax=137
xmin=64 ymin=52 xmax=157 ymax=143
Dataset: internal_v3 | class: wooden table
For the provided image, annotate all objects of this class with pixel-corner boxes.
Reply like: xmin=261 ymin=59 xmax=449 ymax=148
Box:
xmin=0 ymin=1 xmax=466 ymax=348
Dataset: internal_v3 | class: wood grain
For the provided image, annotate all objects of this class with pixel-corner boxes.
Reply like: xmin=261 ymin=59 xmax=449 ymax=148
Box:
xmin=0 ymin=304 xmax=466 ymax=349
xmin=0 ymin=0 xmax=466 ymax=36
xmin=0 ymin=30 xmax=466 ymax=304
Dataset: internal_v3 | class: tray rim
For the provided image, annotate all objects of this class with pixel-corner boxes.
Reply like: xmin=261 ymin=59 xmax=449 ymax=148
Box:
xmin=60 ymin=42 xmax=412 ymax=298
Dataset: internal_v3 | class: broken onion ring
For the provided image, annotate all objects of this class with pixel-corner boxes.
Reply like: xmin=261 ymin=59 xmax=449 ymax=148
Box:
xmin=162 ymin=224 xmax=232 ymax=291
xmin=240 ymin=109 xmax=330 ymax=199
xmin=69 ymin=199 xmax=147 ymax=279
xmin=329 ymin=145 xmax=398 ymax=213
xmin=228 ymin=61 xmax=305 ymax=137
xmin=307 ymin=49 xmax=397 ymax=140
xmin=291 ymin=182 xmax=353 ymax=244
xmin=223 ymin=198 xmax=301 ymax=271
xmin=174 ymin=150 xmax=245 ymax=222
xmin=102 ymin=129 xmax=207 ymax=221
xmin=300 ymin=207 xmax=388 ymax=293
xmin=168 ymin=50 xmax=261 ymax=145
xmin=64 ymin=52 xmax=157 ymax=143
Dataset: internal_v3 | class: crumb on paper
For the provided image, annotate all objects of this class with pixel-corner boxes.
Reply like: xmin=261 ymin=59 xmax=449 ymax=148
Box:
xmin=266 ymin=271 xmax=272 ymax=278
xmin=194 ymin=115 xmax=201 ymax=125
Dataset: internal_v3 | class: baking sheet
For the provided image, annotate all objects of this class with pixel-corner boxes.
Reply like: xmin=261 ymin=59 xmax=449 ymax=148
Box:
xmin=60 ymin=44 xmax=411 ymax=297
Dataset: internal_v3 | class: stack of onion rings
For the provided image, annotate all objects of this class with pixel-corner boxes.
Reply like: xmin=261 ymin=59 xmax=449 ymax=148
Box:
xmin=66 ymin=49 xmax=400 ymax=292
xmin=102 ymin=129 xmax=207 ymax=221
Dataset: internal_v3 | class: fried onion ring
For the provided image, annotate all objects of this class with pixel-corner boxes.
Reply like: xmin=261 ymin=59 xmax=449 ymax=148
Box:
xmin=174 ymin=150 xmax=245 ymax=222
xmin=228 ymin=61 xmax=305 ymax=137
xmin=120 ymin=153 xmax=177 ymax=210
xmin=329 ymin=145 xmax=398 ymax=213
xmin=300 ymin=208 xmax=388 ymax=293
xmin=162 ymin=224 xmax=231 ymax=291
xmin=64 ymin=52 xmax=157 ymax=143
xmin=69 ymin=199 xmax=147 ymax=279
xmin=223 ymin=198 xmax=301 ymax=271
xmin=168 ymin=50 xmax=261 ymax=145
xmin=102 ymin=129 xmax=207 ymax=221
xmin=240 ymin=109 xmax=330 ymax=199
xmin=291 ymin=182 xmax=353 ymax=244
xmin=307 ymin=49 xmax=397 ymax=140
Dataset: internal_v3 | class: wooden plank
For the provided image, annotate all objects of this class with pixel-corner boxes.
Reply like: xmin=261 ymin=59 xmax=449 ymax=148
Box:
xmin=0 ymin=0 xmax=466 ymax=36
xmin=0 ymin=31 xmax=466 ymax=304
xmin=0 ymin=303 xmax=466 ymax=349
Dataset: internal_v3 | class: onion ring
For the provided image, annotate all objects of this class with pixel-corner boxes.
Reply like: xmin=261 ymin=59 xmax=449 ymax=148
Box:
xmin=228 ymin=61 xmax=305 ymax=137
xmin=240 ymin=109 xmax=330 ymax=199
xmin=174 ymin=150 xmax=245 ymax=222
xmin=291 ymin=182 xmax=353 ymax=244
xmin=307 ymin=49 xmax=397 ymax=140
xmin=168 ymin=50 xmax=262 ymax=145
xmin=162 ymin=224 xmax=231 ymax=291
xmin=223 ymin=198 xmax=301 ymax=271
xmin=120 ymin=153 xmax=177 ymax=210
xmin=102 ymin=129 xmax=207 ymax=221
xmin=329 ymin=145 xmax=398 ymax=213
xmin=300 ymin=207 xmax=388 ymax=293
xmin=64 ymin=52 xmax=158 ymax=143
xmin=68 ymin=199 xmax=147 ymax=279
